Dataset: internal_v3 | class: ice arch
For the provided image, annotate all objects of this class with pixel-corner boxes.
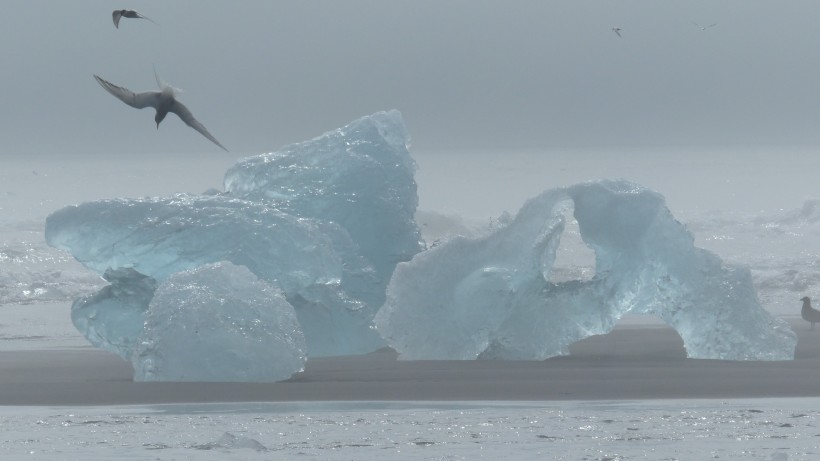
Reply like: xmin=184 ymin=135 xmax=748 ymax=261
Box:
xmin=374 ymin=180 xmax=796 ymax=361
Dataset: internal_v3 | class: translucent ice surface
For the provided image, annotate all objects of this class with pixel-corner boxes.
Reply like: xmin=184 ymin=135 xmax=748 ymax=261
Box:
xmin=46 ymin=111 xmax=795 ymax=377
xmin=45 ymin=111 xmax=421 ymax=361
xmin=224 ymin=108 xmax=423 ymax=306
xmin=46 ymin=193 xmax=373 ymax=357
xmin=70 ymin=267 xmax=157 ymax=359
xmin=375 ymin=180 xmax=796 ymax=361
xmin=132 ymin=262 xmax=306 ymax=382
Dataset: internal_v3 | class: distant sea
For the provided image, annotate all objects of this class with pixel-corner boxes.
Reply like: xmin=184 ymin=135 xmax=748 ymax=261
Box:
xmin=4 ymin=147 xmax=819 ymax=315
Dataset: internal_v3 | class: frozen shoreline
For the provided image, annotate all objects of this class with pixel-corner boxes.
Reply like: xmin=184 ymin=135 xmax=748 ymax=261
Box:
xmin=0 ymin=397 xmax=812 ymax=460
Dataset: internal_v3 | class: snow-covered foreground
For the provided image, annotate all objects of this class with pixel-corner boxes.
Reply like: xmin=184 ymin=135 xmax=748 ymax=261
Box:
xmin=0 ymin=399 xmax=813 ymax=460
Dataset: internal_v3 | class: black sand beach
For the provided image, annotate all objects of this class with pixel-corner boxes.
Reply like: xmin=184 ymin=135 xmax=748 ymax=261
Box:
xmin=1 ymin=318 xmax=818 ymax=406
xmin=0 ymin=319 xmax=820 ymax=405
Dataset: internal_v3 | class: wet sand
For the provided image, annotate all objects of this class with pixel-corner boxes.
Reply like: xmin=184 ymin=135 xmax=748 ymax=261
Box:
xmin=1 ymin=318 xmax=819 ymax=406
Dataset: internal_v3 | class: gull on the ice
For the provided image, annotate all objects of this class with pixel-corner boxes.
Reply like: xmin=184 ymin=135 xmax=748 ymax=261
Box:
xmin=112 ymin=9 xmax=156 ymax=28
xmin=801 ymin=296 xmax=820 ymax=330
xmin=612 ymin=27 xmax=622 ymax=38
xmin=692 ymin=21 xmax=717 ymax=31
xmin=93 ymin=72 xmax=228 ymax=151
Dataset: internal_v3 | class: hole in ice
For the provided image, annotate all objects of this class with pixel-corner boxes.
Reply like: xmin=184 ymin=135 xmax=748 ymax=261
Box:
xmin=550 ymin=204 xmax=596 ymax=283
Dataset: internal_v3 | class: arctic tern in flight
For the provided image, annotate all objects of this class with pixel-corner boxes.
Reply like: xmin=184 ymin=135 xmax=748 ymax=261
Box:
xmin=112 ymin=9 xmax=155 ymax=28
xmin=692 ymin=21 xmax=717 ymax=31
xmin=93 ymin=72 xmax=228 ymax=151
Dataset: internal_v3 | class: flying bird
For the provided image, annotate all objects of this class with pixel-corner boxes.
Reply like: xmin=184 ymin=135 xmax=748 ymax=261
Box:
xmin=112 ymin=9 xmax=155 ymax=28
xmin=612 ymin=27 xmax=622 ymax=38
xmin=801 ymin=296 xmax=820 ymax=330
xmin=692 ymin=21 xmax=717 ymax=31
xmin=93 ymin=72 xmax=228 ymax=151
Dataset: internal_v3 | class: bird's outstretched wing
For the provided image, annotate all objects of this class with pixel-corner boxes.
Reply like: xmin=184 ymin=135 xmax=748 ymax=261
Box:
xmin=112 ymin=10 xmax=123 ymax=28
xmin=132 ymin=11 xmax=157 ymax=24
xmin=169 ymin=100 xmax=229 ymax=151
xmin=94 ymin=75 xmax=161 ymax=109
xmin=123 ymin=10 xmax=156 ymax=24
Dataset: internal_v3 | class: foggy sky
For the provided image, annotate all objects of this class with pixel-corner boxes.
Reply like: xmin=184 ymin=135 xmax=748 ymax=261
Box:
xmin=2 ymin=1 xmax=820 ymax=157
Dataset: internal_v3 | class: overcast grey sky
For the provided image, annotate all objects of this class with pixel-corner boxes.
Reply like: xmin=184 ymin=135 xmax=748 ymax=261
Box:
xmin=2 ymin=1 xmax=820 ymax=157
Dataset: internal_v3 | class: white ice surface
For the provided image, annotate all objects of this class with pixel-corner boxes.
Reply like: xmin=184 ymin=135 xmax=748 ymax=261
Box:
xmin=0 ymin=399 xmax=813 ymax=460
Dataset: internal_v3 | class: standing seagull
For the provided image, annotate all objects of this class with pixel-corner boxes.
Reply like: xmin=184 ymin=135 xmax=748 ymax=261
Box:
xmin=801 ymin=296 xmax=820 ymax=330
xmin=612 ymin=27 xmax=622 ymax=38
xmin=112 ymin=9 xmax=155 ymax=28
xmin=93 ymin=72 xmax=228 ymax=151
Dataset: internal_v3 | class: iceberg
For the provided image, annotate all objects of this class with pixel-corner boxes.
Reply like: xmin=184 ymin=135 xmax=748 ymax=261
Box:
xmin=374 ymin=180 xmax=797 ymax=361
xmin=46 ymin=110 xmax=422 ymax=359
xmin=46 ymin=193 xmax=377 ymax=357
xmin=132 ymin=262 xmax=305 ymax=382
xmin=46 ymin=109 xmax=795 ymax=381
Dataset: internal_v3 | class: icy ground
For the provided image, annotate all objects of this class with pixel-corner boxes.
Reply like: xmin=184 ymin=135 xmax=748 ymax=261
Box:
xmin=0 ymin=399 xmax=814 ymax=460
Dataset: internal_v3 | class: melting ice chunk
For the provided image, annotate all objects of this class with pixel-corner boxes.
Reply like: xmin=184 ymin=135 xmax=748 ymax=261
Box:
xmin=46 ymin=110 xmax=422 ymax=358
xmin=375 ymin=180 xmax=796 ymax=361
xmin=132 ymin=262 xmax=306 ymax=382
